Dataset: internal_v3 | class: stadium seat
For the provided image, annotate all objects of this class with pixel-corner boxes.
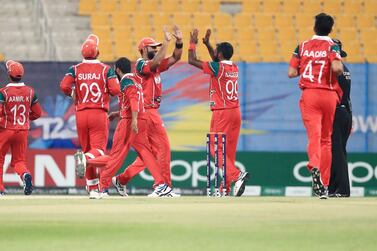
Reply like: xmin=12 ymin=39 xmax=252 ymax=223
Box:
xmin=253 ymin=14 xmax=274 ymax=27
xmin=213 ymin=27 xmax=236 ymax=42
xmin=356 ymin=15 xmax=376 ymax=28
xmin=243 ymin=0 xmax=261 ymax=13
xmin=180 ymin=0 xmax=201 ymax=12
xmin=297 ymin=28 xmax=314 ymax=42
xmin=97 ymin=0 xmax=118 ymax=13
xmin=363 ymin=0 xmax=377 ymax=14
xmin=0 ymin=53 xmax=4 ymax=61
xmin=259 ymin=41 xmax=281 ymax=62
xmin=159 ymin=0 xmax=179 ymax=13
xmin=151 ymin=13 xmax=172 ymax=31
xmin=261 ymin=0 xmax=281 ymax=13
xmin=113 ymin=31 xmax=134 ymax=44
xmin=343 ymin=1 xmax=362 ymax=14
xmin=92 ymin=26 xmax=112 ymax=41
xmin=78 ymin=0 xmax=97 ymax=15
xmin=281 ymin=0 xmax=302 ymax=13
xmin=322 ymin=0 xmax=342 ymax=14
xmin=301 ymin=0 xmax=323 ymax=14
xmin=118 ymin=0 xmax=137 ymax=13
xmin=294 ymin=14 xmax=314 ymax=28
xmin=360 ymin=28 xmax=377 ymax=43
xmin=139 ymin=0 xmax=159 ymax=12
xmin=257 ymin=28 xmax=276 ymax=41
xmin=235 ymin=27 xmax=256 ymax=41
xmin=238 ymin=42 xmax=259 ymax=61
xmin=172 ymin=13 xmax=193 ymax=28
xmin=130 ymin=13 xmax=151 ymax=27
xmin=111 ymin=13 xmax=130 ymax=27
xmin=91 ymin=13 xmax=110 ymax=27
xmin=274 ymin=14 xmax=294 ymax=28
xmin=333 ymin=15 xmax=356 ymax=28
xmin=213 ymin=13 xmax=232 ymax=28
xmin=276 ymin=28 xmax=297 ymax=44
xmin=337 ymin=28 xmax=358 ymax=44
xmin=234 ymin=13 xmax=253 ymax=28
xmin=201 ymin=0 xmax=220 ymax=13
xmin=192 ymin=13 xmax=212 ymax=28
xmin=134 ymin=25 xmax=154 ymax=40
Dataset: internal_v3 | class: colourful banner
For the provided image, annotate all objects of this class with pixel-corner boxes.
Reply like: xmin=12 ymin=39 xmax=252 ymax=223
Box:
xmin=3 ymin=150 xmax=377 ymax=196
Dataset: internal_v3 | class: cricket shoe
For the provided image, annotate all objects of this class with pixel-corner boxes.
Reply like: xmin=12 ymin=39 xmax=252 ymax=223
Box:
xmin=100 ymin=189 xmax=110 ymax=198
xmin=319 ymin=187 xmax=328 ymax=200
xmin=112 ymin=176 xmax=128 ymax=196
xmin=23 ymin=173 xmax=33 ymax=195
xmin=0 ymin=191 xmax=5 ymax=196
xmin=147 ymin=184 xmax=173 ymax=197
xmin=74 ymin=150 xmax=86 ymax=178
xmin=89 ymin=189 xmax=102 ymax=199
xmin=234 ymin=172 xmax=250 ymax=197
xmin=311 ymin=168 xmax=325 ymax=197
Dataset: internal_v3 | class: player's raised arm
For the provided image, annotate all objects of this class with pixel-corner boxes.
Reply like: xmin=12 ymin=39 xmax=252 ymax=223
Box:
xmin=188 ymin=29 xmax=203 ymax=69
xmin=288 ymin=45 xmax=300 ymax=78
xmin=164 ymin=25 xmax=183 ymax=67
xmin=202 ymin=29 xmax=216 ymax=61
xmin=148 ymin=26 xmax=172 ymax=72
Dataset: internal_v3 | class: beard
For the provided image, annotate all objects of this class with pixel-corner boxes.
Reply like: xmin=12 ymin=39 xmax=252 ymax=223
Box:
xmin=147 ymin=51 xmax=156 ymax=60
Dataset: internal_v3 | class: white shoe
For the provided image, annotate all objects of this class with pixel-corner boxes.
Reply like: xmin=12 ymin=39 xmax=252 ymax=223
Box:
xmin=234 ymin=172 xmax=250 ymax=197
xmin=147 ymin=184 xmax=172 ymax=197
xmin=74 ymin=150 xmax=86 ymax=178
xmin=112 ymin=176 xmax=128 ymax=196
xmin=89 ymin=189 xmax=102 ymax=199
xmin=166 ymin=191 xmax=181 ymax=197
xmin=100 ymin=189 xmax=110 ymax=198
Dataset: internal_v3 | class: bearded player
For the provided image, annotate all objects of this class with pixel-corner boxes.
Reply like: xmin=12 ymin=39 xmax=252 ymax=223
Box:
xmin=111 ymin=26 xmax=183 ymax=192
xmin=188 ymin=29 xmax=249 ymax=196
xmin=288 ymin=13 xmax=343 ymax=199
xmin=60 ymin=34 xmax=120 ymax=199
xmin=0 ymin=60 xmax=42 ymax=195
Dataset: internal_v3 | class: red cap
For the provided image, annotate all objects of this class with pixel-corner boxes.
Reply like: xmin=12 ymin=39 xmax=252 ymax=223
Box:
xmin=81 ymin=34 xmax=99 ymax=59
xmin=138 ymin=37 xmax=162 ymax=51
xmin=6 ymin=60 xmax=24 ymax=79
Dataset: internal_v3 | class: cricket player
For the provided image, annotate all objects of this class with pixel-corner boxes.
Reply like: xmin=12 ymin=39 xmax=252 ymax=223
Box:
xmin=0 ymin=60 xmax=42 ymax=195
xmin=112 ymin=26 xmax=183 ymax=191
xmin=60 ymin=34 xmax=120 ymax=199
xmin=187 ymin=28 xmax=249 ymax=196
xmin=88 ymin=57 xmax=174 ymax=197
xmin=288 ymin=13 xmax=344 ymax=199
xmin=329 ymin=39 xmax=352 ymax=197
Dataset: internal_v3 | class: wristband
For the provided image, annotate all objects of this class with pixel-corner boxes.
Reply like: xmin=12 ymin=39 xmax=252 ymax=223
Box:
xmin=175 ymin=42 xmax=183 ymax=49
xmin=189 ymin=43 xmax=196 ymax=50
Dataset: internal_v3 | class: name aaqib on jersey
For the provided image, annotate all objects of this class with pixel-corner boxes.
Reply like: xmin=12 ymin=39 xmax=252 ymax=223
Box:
xmin=302 ymin=50 xmax=328 ymax=58
xmin=8 ymin=96 xmax=30 ymax=102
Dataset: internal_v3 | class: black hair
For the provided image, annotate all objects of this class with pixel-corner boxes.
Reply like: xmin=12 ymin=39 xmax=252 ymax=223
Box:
xmin=115 ymin=57 xmax=131 ymax=74
xmin=10 ymin=76 xmax=22 ymax=82
xmin=216 ymin=42 xmax=234 ymax=60
xmin=314 ymin=13 xmax=334 ymax=36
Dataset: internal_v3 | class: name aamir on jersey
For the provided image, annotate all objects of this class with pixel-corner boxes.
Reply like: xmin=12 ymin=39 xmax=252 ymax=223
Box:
xmin=77 ymin=73 xmax=101 ymax=80
xmin=303 ymin=50 xmax=327 ymax=58
xmin=225 ymin=72 xmax=238 ymax=78
xmin=8 ymin=96 xmax=29 ymax=102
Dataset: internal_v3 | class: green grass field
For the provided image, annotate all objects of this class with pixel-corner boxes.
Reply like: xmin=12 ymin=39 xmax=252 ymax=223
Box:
xmin=0 ymin=196 xmax=376 ymax=251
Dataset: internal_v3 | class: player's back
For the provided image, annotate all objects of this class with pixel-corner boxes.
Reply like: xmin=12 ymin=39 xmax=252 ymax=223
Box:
xmin=0 ymin=83 xmax=37 ymax=130
xmin=297 ymin=36 xmax=339 ymax=90
xmin=73 ymin=61 xmax=112 ymax=111
xmin=120 ymin=73 xmax=145 ymax=120
xmin=209 ymin=61 xmax=240 ymax=110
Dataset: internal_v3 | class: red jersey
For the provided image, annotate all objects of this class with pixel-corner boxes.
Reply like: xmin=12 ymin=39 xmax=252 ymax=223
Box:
xmin=134 ymin=58 xmax=170 ymax=109
xmin=202 ymin=60 xmax=240 ymax=110
xmin=119 ymin=74 xmax=145 ymax=120
xmin=0 ymin=83 xmax=39 ymax=130
xmin=290 ymin=35 xmax=342 ymax=93
xmin=60 ymin=59 xmax=120 ymax=112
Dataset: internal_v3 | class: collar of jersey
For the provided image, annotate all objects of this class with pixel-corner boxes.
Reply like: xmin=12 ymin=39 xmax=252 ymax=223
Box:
xmin=7 ymin=82 xmax=25 ymax=87
xmin=221 ymin=60 xmax=233 ymax=65
xmin=311 ymin=35 xmax=332 ymax=42
xmin=121 ymin=73 xmax=134 ymax=81
xmin=82 ymin=59 xmax=100 ymax=63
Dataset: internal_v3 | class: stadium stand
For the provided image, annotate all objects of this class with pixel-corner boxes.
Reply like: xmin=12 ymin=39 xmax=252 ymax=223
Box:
xmin=76 ymin=0 xmax=377 ymax=63
xmin=0 ymin=0 xmax=376 ymax=62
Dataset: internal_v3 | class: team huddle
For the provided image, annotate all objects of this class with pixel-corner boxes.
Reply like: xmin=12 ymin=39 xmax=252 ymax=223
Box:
xmin=0 ymin=12 xmax=348 ymax=199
